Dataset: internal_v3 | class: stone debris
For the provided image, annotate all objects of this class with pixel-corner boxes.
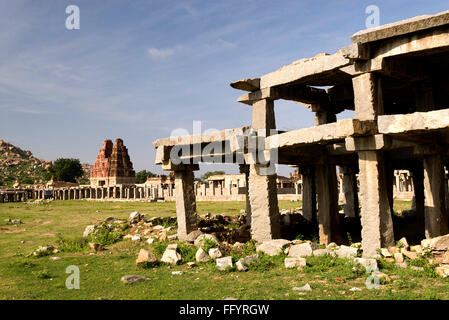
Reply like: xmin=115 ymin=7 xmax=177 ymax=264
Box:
xmin=312 ymin=248 xmax=329 ymax=256
xmin=288 ymin=243 xmax=313 ymax=258
xmin=208 ymin=248 xmax=223 ymax=260
xmin=83 ymin=225 xmax=95 ymax=237
xmin=335 ymin=245 xmax=358 ymax=259
xmin=195 ymin=248 xmax=210 ymax=262
xmin=49 ymin=257 xmax=61 ymax=261
xmin=398 ymin=237 xmax=409 ymax=250
xmin=292 ymin=284 xmax=312 ymax=292
xmin=284 ymin=257 xmax=307 ymax=269
xmin=171 ymin=271 xmax=183 ymax=275
xmin=380 ymin=248 xmax=392 ymax=258
xmin=349 ymin=287 xmax=362 ymax=292
xmin=89 ymin=242 xmax=104 ymax=252
xmin=194 ymin=233 xmax=219 ymax=247
xmin=236 ymin=254 xmax=259 ymax=271
xmin=411 ymin=266 xmax=424 ymax=272
xmin=393 ymin=252 xmax=404 ymax=263
xmin=354 ymin=257 xmax=377 ymax=269
xmin=161 ymin=245 xmax=182 ymax=265
xmin=120 ymin=275 xmax=148 ymax=284
xmin=401 ymin=250 xmax=418 ymax=260
xmin=435 ymin=265 xmax=449 ymax=278
xmin=256 ymin=239 xmax=291 ymax=256
xmin=187 ymin=262 xmax=196 ymax=268
xmin=216 ymin=256 xmax=233 ymax=271
xmin=136 ymin=249 xmax=157 ymax=267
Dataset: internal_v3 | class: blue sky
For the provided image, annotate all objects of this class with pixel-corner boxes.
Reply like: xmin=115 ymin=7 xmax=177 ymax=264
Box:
xmin=0 ymin=0 xmax=448 ymax=176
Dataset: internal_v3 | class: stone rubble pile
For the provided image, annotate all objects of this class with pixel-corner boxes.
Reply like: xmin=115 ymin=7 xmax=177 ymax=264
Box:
xmin=38 ymin=211 xmax=449 ymax=278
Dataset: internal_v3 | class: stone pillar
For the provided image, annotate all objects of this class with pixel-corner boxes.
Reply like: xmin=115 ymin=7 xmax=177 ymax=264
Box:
xmin=239 ymin=164 xmax=252 ymax=226
xmin=174 ymin=166 xmax=198 ymax=240
xmin=315 ymin=162 xmax=342 ymax=245
xmin=248 ymin=98 xmax=280 ymax=242
xmin=352 ymin=73 xmax=383 ymax=121
xmin=300 ymin=166 xmax=316 ymax=223
xmin=411 ymin=164 xmax=425 ymax=231
xmin=423 ymin=154 xmax=449 ymax=238
xmin=342 ymin=167 xmax=359 ymax=218
xmin=358 ymin=150 xmax=395 ymax=257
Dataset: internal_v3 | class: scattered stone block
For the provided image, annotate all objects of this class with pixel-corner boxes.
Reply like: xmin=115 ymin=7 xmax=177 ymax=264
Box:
xmin=89 ymin=242 xmax=103 ymax=252
xmin=136 ymin=249 xmax=157 ymax=267
xmin=380 ymin=248 xmax=392 ymax=257
xmin=422 ymin=234 xmax=449 ymax=251
xmin=398 ymin=237 xmax=409 ymax=250
xmin=288 ymin=243 xmax=313 ymax=258
xmin=216 ymin=256 xmax=233 ymax=271
xmin=284 ymin=257 xmax=306 ymax=269
xmin=161 ymin=247 xmax=182 ymax=265
xmin=335 ymin=245 xmax=358 ymax=259
xmin=146 ymin=238 xmax=154 ymax=245
xmin=120 ymin=275 xmax=148 ymax=284
xmin=185 ymin=230 xmax=203 ymax=243
xmin=131 ymin=235 xmax=141 ymax=241
xmin=396 ymin=262 xmax=407 ymax=268
xmin=187 ymin=262 xmax=196 ymax=268
xmin=292 ymin=284 xmax=312 ymax=292
xmin=194 ymin=234 xmax=219 ymax=247
xmin=354 ymin=257 xmax=377 ymax=269
xmin=209 ymin=248 xmax=223 ymax=260
xmin=402 ymin=250 xmax=418 ymax=260
xmin=436 ymin=265 xmax=449 ymax=278
xmin=195 ymin=248 xmax=210 ymax=262
xmin=256 ymin=239 xmax=291 ymax=256
xmin=235 ymin=260 xmax=248 ymax=272
xmin=410 ymin=245 xmax=423 ymax=254
xmin=238 ymin=254 xmax=259 ymax=269
xmin=49 ymin=257 xmax=61 ymax=261
xmin=411 ymin=266 xmax=424 ymax=272
xmin=394 ymin=252 xmax=404 ymax=263
xmin=312 ymin=249 xmax=329 ymax=256
xmin=83 ymin=225 xmax=95 ymax=237
xmin=171 ymin=271 xmax=183 ymax=275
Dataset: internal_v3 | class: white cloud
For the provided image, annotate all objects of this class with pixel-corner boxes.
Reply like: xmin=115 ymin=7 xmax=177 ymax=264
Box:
xmin=147 ymin=47 xmax=179 ymax=59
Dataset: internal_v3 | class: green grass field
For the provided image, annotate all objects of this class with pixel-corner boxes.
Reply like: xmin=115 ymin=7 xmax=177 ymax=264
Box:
xmin=1 ymin=200 xmax=448 ymax=300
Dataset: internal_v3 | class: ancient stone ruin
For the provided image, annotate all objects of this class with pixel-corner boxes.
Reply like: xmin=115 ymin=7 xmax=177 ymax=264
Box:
xmin=152 ymin=10 xmax=449 ymax=257
xmin=90 ymin=138 xmax=136 ymax=187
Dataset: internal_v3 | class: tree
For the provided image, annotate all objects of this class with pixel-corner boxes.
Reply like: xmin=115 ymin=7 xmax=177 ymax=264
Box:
xmin=198 ymin=171 xmax=225 ymax=183
xmin=135 ymin=170 xmax=156 ymax=184
xmin=45 ymin=158 xmax=84 ymax=183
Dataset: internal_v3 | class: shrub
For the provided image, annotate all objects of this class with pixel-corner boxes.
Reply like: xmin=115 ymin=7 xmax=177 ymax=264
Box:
xmin=201 ymin=238 xmax=218 ymax=253
xmin=152 ymin=241 xmax=168 ymax=258
xmin=177 ymin=242 xmax=197 ymax=262
xmin=57 ymin=234 xmax=89 ymax=252
xmin=87 ymin=223 xmax=123 ymax=246
xmin=33 ymin=268 xmax=52 ymax=279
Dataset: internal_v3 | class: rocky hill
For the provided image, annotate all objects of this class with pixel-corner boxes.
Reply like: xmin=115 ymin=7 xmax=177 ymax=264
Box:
xmin=0 ymin=139 xmax=91 ymax=187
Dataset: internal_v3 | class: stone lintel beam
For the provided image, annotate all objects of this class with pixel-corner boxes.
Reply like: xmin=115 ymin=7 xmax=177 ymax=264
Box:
xmin=238 ymin=87 xmax=279 ymax=105
xmin=266 ymin=119 xmax=377 ymax=150
xmin=230 ymin=78 xmax=260 ymax=92
xmin=162 ymin=160 xmax=199 ymax=172
xmin=413 ymin=145 xmax=447 ymax=157
xmin=373 ymin=25 xmax=449 ymax=60
xmin=259 ymin=51 xmax=351 ymax=89
xmin=153 ymin=126 xmax=250 ymax=148
xmin=378 ymin=109 xmax=449 ymax=135
xmin=351 ymin=10 xmax=449 ymax=44
xmin=155 ymin=145 xmax=171 ymax=164
xmin=339 ymin=42 xmax=370 ymax=60
xmin=345 ymin=134 xmax=391 ymax=151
